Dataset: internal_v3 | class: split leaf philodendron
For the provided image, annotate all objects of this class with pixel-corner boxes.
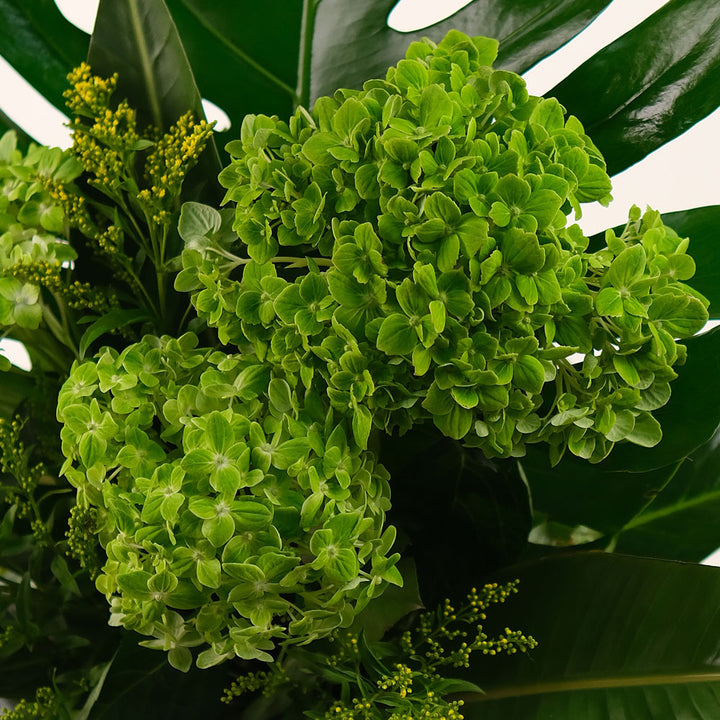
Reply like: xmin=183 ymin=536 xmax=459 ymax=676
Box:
xmin=52 ymin=31 xmax=708 ymax=675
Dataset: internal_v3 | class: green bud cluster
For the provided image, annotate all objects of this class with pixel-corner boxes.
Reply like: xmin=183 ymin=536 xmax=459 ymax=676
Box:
xmin=0 ymin=416 xmax=46 ymax=519
xmin=0 ymin=131 xmax=80 ymax=330
xmin=178 ymin=30 xmax=707 ymax=464
xmin=222 ymin=580 xmax=535 ymax=720
xmin=0 ymin=687 xmax=58 ymax=720
xmin=65 ymin=503 xmax=101 ymax=578
xmin=57 ymin=333 xmax=397 ymax=671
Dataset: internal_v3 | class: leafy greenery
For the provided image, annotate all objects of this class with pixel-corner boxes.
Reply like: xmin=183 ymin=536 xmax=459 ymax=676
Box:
xmin=1 ymin=1 xmax=720 ymax=718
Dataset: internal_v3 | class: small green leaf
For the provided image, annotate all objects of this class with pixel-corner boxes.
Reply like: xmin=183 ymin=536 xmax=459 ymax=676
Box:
xmin=595 ymin=287 xmax=623 ymax=316
xmin=513 ymin=355 xmax=546 ymax=394
xmin=203 ymin=514 xmax=235 ymax=547
xmin=377 ymin=314 xmax=416 ymax=355
xmin=607 ymin=244 xmax=646 ymax=289
xmin=625 ymin=412 xmax=662 ymax=448
xmin=613 ymin=354 xmax=641 ymax=386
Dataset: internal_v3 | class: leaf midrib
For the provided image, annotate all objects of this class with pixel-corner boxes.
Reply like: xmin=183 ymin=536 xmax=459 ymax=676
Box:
xmin=128 ymin=0 xmax=163 ymax=127
xmin=466 ymin=670 xmax=720 ymax=703
xmin=175 ymin=0 xmax=297 ymax=100
xmin=622 ymin=486 xmax=720 ymax=531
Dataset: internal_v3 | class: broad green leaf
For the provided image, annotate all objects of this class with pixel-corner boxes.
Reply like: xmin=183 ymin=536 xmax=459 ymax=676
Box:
xmin=381 ymin=428 xmax=531 ymax=604
xmin=552 ymin=0 xmax=720 ymax=175
xmin=166 ymin=0 xmax=302 ymax=147
xmin=309 ymin=0 xmax=612 ymax=105
xmin=520 ymin=445 xmax=676 ymax=541
xmin=0 ymin=0 xmax=612 ymax=150
xmin=610 ymin=426 xmax=720 ymax=562
xmin=0 ymin=0 xmax=87 ymax=115
xmin=79 ymin=640 xmax=231 ymax=719
xmin=463 ymin=553 xmax=720 ymax=719
xmin=89 ymin=0 xmax=221 ymax=200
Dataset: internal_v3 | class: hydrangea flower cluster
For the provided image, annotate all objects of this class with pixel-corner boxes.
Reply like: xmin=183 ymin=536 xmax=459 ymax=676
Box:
xmin=0 ymin=131 xmax=80 ymax=332
xmin=56 ymin=28 xmax=709 ymax=675
xmin=178 ymin=30 xmax=707 ymax=465
xmin=57 ymin=334 xmax=396 ymax=671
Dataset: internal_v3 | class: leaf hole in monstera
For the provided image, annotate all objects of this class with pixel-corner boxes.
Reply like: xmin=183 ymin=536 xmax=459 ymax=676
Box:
xmin=201 ymin=99 xmax=231 ymax=132
xmin=54 ymin=0 xmax=99 ymax=34
xmin=386 ymin=0 xmax=474 ymax=32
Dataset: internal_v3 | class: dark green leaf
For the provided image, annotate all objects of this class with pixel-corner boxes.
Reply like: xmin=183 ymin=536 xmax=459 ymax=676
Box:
xmin=89 ymin=0 xmax=221 ymax=199
xmin=382 ymin=428 xmax=531 ymax=605
xmin=309 ymin=0 xmax=612 ymax=104
xmin=0 ymin=0 xmax=87 ymax=114
xmin=552 ymin=0 xmax=720 ymax=175
xmin=611 ymin=426 xmax=720 ymax=562
xmin=662 ymin=205 xmax=720 ymax=317
xmin=79 ymin=309 xmax=151 ymax=359
xmin=166 ymin=0 xmax=301 ymax=147
xmin=520 ymin=445 xmax=676 ymax=540
xmin=463 ymin=553 xmax=720 ymax=719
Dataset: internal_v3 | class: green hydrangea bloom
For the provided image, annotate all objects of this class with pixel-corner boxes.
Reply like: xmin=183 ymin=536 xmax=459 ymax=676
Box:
xmin=178 ymin=30 xmax=707 ymax=465
xmin=57 ymin=334 xmax=396 ymax=671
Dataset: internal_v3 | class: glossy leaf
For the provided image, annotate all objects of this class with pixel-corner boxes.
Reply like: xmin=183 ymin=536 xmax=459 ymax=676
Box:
xmin=0 ymin=0 xmax=87 ymax=113
xmin=610 ymin=426 xmax=720 ymax=562
xmin=382 ymin=427 xmax=531 ymax=605
xmin=166 ymin=0 xmax=302 ymax=146
xmin=520 ymin=445 xmax=670 ymax=541
xmin=90 ymin=0 xmax=201 ymax=129
xmin=309 ymin=0 xmax=612 ymax=106
xmin=552 ymin=0 xmax=720 ymax=175
xmin=88 ymin=0 xmax=221 ymax=200
xmin=463 ymin=553 xmax=720 ymax=719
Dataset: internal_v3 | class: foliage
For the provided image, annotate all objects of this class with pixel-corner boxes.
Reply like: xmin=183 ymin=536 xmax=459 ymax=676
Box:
xmin=221 ymin=581 xmax=536 ymax=719
xmin=1 ymin=0 xmax=720 ymax=718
